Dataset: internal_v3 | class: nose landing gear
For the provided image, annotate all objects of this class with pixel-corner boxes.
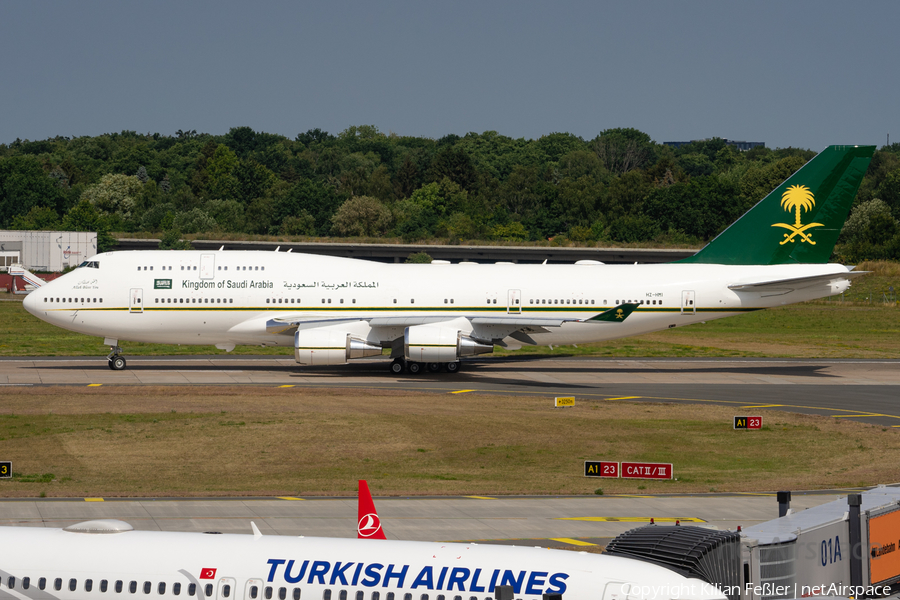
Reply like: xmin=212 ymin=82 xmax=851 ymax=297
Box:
xmin=107 ymin=346 xmax=127 ymax=371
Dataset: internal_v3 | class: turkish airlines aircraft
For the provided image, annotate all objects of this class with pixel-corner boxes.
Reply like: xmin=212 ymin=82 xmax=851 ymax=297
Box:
xmin=23 ymin=146 xmax=874 ymax=374
xmin=0 ymin=488 xmax=726 ymax=600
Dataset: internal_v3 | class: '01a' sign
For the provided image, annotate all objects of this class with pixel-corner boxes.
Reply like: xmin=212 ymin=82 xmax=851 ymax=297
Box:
xmin=621 ymin=462 xmax=672 ymax=480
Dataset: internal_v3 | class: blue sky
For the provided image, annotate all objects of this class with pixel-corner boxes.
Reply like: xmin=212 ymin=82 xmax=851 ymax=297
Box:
xmin=2 ymin=1 xmax=897 ymax=151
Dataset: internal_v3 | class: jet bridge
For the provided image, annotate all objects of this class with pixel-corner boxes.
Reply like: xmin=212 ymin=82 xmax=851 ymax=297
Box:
xmin=603 ymin=486 xmax=900 ymax=600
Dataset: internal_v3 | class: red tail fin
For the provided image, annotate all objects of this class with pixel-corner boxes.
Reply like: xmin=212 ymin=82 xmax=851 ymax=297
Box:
xmin=357 ymin=480 xmax=386 ymax=539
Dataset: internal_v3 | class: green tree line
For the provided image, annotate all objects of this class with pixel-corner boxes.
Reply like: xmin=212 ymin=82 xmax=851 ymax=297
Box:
xmin=2 ymin=126 xmax=900 ymax=261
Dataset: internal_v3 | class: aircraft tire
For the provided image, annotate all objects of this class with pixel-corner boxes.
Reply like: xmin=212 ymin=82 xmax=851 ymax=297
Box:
xmin=445 ymin=361 xmax=460 ymax=373
xmin=427 ymin=362 xmax=442 ymax=373
xmin=407 ymin=361 xmax=422 ymax=375
xmin=389 ymin=358 xmax=405 ymax=375
xmin=110 ymin=356 xmax=127 ymax=371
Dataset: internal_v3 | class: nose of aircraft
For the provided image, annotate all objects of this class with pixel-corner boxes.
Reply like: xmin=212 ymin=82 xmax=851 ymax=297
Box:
xmin=22 ymin=287 xmax=39 ymax=316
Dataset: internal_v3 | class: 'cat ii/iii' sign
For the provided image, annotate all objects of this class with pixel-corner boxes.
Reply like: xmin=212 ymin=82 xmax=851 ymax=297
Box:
xmin=584 ymin=461 xmax=672 ymax=480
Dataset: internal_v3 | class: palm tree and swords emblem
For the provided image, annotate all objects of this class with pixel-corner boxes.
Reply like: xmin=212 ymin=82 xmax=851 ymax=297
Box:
xmin=772 ymin=184 xmax=823 ymax=245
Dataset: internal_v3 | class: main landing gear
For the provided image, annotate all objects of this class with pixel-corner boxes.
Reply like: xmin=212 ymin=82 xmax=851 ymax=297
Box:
xmin=390 ymin=357 xmax=460 ymax=375
xmin=107 ymin=346 xmax=127 ymax=371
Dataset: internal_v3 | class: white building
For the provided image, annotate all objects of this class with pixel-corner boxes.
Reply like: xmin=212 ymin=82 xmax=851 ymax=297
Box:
xmin=0 ymin=231 xmax=98 ymax=272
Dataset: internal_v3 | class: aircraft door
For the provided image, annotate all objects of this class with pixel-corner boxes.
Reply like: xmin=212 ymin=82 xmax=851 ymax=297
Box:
xmin=243 ymin=579 xmax=263 ymax=600
xmin=507 ymin=289 xmax=521 ymax=314
xmin=603 ymin=582 xmax=638 ymax=600
xmin=681 ymin=290 xmax=696 ymax=315
xmin=129 ymin=288 xmax=143 ymax=313
xmin=200 ymin=254 xmax=216 ymax=280
xmin=217 ymin=578 xmax=236 ymax=600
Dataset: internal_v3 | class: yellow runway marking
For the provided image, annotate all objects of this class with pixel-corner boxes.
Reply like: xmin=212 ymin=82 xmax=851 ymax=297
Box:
xmin=608 ymin=495 xmax=654 ymax=498
xmin=558 ymin=517 xmax=705 ymax=523
xmin=464 ymin=496 xmax=496 ymax=500
xmin=87 ymin=384 xmax=102 ymax=387
xmin=551 ymin=538 xmax=598 ymax=546
xmin=277 ymin=496 xmax=305 ymax=501
xmin=831 ymin=414 xmax=885 ymax=418
xmin=278 ymin=385 xmax=295 ymax=388
xmin=740 ymin=404 xmax=783 ymax=408
xmin=84 ymin=498 xmax=104 ymax=502
xmin=451 ymin=390 xmax=475 ymax=394
xmin=605 ymin=396 xmax=641 ymax=401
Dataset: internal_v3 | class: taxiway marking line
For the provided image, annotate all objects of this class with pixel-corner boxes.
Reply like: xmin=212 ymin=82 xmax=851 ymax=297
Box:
xmin=84 ymin=498 xmax=104 ymax=502
xmin=464 ymin=496 xmax=497 ymax=500
xmin=740 ymin=404 xmax=784 ymax=409
xmin=557 ymin=517 xmax=706 ymax=523
xmin=831 ymin=414 xmax=887 ymax=418
xmin=451 ymin=390 xmax=475 ymax=394
xmin=550 ymin=538 xmax=597 ymax=546
xmin=605 ymin=396 xmax=641 ymax=400
xmin=277 ymin=497 xmax=305 ymax=501
xmin=87 ymin=384 xmax=102 ymax=387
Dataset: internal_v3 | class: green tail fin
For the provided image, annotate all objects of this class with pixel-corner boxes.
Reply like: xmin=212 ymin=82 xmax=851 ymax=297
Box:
xmin=678 ymin=145 xmax=875 ymax=265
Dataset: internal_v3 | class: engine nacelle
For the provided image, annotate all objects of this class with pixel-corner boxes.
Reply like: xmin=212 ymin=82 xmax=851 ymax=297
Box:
xmin=404 ymin=325 xmax=493 ymax=362
xmin=294 ymin=330 xmax=382 ymax=365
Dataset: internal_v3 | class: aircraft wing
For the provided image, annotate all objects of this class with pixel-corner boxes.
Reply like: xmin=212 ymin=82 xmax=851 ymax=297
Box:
xmin=267 ymin=303 xmax=640 ymax=335
xmin=728 ymin=271 xmax=868 ymax=292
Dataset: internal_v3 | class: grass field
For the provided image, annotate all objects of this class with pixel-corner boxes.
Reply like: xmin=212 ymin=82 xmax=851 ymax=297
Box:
xmin=3 ymin=259 xmax=898 ymax=358
xmin=0 ymin=387 xmax=898 ymax=498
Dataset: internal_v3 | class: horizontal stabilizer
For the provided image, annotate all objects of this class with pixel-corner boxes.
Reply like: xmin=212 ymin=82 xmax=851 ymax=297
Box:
xmin=584 ymin=303 xmax=640 ymax=323
xmin=728 ymin=271 xmax=867 ymax=292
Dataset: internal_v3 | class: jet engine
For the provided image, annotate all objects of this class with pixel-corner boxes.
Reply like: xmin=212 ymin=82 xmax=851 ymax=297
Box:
xmin=404 ymin=324 xmax=493 ymax=363
xmin=294 ymin=330 xmax=382 ymax=365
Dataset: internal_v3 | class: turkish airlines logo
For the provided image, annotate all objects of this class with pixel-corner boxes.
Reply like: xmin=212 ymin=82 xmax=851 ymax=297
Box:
xmin=200 ymin=568 xmax=217 ymax=580
xmin=358 ymin=513 xmax=382 ymax=538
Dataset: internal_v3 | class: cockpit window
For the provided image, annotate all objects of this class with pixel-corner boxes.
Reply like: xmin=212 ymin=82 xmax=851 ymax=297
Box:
xmin=78 ymin=261 xmax=100 ymax=269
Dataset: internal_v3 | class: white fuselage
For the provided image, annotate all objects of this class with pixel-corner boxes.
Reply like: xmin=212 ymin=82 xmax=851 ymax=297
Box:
xmin=0 ymin=524 xmax=726 ymax=600
xmin=22 ymin=250 xmax=853 ymax=351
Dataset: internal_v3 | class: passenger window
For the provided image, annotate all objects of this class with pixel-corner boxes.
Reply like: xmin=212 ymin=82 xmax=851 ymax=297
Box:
xmin=8 ymin=577 xmax=15 ymax=589
xmin=86 ymin=579 xmax=94 ymax=592
xmin=159 ymin=583 xmax=167 ymax=595
xmin=39 ymin=578 xmax=47 ymax=590
xmin=116 ymin=580 xmax=124 ymax=593
xmin=373 ymin=593 xmax=381 ymax=600
xmin=70 ymin=579 xmax=78 ymax=591
xmin=356 ymin=593 xmax=364 ymax=600
xmin=188 ymin=584 xmax=197 ymax=596
xmin=223 ymin=585 xmax=231 ymax=598
xmin=55 ymin=578 xmax=63 ymax=591
xmin=130 ymin=581 xmax=138 ymax=594
xmin=420 ymin=595 xmax=428 ymax=600
xmin=278 ymin=588 xmax=286 ymax=600
xmin=292 ymin=589 xmax=300 ymax=600
xmin=265 ymin=587 xmax=273 ymax=600
xmin=323 ymin=591 xmax=332 ymax=600
xmin=23 ymin=577 xmax=30 ymax=590
xmin=339 ymin=592 xmax=347 ymax=600
xmin=205 ymin=584 xmax=213 ymax=597
xmin=250 ymin=587 xmax=258 ymax=599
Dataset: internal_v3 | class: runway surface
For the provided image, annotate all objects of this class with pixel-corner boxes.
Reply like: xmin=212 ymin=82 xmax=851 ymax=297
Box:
xmin=1 ymin=356 xmax=898 ymax=425
xmin=0 ymin=492 xmax=859 ymax=547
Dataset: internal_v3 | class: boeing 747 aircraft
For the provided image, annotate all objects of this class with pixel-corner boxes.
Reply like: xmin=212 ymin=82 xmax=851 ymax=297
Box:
xmin=23 ymin=145 xmax=874 ymax=374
